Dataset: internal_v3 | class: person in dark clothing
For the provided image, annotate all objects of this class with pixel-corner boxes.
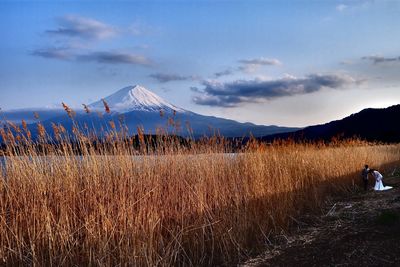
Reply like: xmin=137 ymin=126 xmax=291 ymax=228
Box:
xmin=361 ymin=164 xmax=369 ymax=191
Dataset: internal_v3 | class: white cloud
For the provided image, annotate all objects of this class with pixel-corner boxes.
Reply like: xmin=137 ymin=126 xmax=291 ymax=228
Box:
xmin=47 ymin=15 xmax=117 ymax=40
xmin=336 ymin=4 xmax=348 ymax=11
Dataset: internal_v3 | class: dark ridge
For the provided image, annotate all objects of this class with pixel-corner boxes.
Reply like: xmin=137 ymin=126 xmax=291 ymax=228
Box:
xmin=261 ymin=104 xmax=400 ymax=143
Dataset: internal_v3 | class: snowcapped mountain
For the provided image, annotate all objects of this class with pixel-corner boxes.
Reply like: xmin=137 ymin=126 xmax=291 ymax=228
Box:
xmin=89 ymin=85 xmax=184 ymax=113
xmin=2 ymin=85 xmax=299 ymax=139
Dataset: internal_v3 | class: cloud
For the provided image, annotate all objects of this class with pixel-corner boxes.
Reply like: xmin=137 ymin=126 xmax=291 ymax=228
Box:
xmin=193 ymin=95 xmax=243 ymax=107
xmin=192 ymin=73 xmax=358 ymax=107
xmin=238 ymin=57 xmax=282 ymax=73
xmin=31 ymin=48 xmax=152 ymax=67
xmin=212 ymin=57 xmax=282 ymax=77
xmin=31 ymin=47 xmax=72 ymax=59
xmin=46 ymin=15 xmax=117 ymax=40
xmin=238 ymin=58 xmax=282 ymax=66
xmin=190 ymin=86 xmax=201 ymax=93
xmin=336 ymin=4 xmax=348 ymax=11
xmin=340 ymin=60 xmax=354 ymax=65
xmin=77 ymin=51 xmax=153 ymax=66
xmin=336 ymin=1 xmax=374 ymax=12
xmin=362 ymin=55 xmax=400 ymax=65
xmin=238 ymin=64 xmax=260 ymax=73
xmin=149 ymin=73 xmax=199 ymax=83
xmin=31 ymin=14 xmax=154 ymax=70
xmin=214 ymin=69 xmax=233 ymax=78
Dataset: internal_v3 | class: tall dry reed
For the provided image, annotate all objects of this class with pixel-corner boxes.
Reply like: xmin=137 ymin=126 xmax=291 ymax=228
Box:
xmin=0 ymin=116 xmax=399 ymax=266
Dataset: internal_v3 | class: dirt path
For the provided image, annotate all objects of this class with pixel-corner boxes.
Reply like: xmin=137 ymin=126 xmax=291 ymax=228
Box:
xmin=242 ymin=175 xmax=400 ymax=267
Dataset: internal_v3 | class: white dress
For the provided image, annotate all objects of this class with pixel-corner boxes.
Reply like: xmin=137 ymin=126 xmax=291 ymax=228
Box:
xmin=372 ymin=171 xmax=392 ymax=191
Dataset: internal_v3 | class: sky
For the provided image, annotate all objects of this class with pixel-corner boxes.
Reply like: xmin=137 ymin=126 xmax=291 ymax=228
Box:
xmin=1 ymin=0 xmax=400 ymax=127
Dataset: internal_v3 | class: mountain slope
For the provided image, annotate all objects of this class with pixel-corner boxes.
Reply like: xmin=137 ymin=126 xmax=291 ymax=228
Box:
xmin=16 ymin=85 xmax=298 ymax=139
xmin=27 ymin=106 xmax=297 ymax=139
xmin=262 ymin=105 xmax=400 ymax=142
xmin=0 ymin=108 xmax=65 ymax=124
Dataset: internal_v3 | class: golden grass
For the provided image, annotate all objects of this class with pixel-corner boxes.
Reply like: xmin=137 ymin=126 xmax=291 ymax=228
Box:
xmin=0 ymin=119 xmax=399 ymax=266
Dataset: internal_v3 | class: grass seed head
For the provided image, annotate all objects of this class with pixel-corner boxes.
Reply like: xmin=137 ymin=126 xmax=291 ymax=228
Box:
xmin=102 ymin=99 xmax=111 ymax=114
xmin=82 ymin=104 xmax=91 ymax=113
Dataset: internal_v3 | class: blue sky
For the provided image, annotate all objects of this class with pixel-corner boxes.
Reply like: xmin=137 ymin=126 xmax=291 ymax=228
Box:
xmin=1 ymin=0 xmax=400 ymax=126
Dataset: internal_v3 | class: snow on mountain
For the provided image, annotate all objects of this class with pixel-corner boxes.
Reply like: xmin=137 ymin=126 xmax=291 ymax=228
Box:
xmin=89 ymin=85 xmax=184 ymax=113
xmin=1 ymin=84 xmax=299 ymax=140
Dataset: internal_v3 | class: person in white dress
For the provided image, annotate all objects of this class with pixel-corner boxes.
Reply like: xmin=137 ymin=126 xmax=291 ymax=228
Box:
xmin=369 ymin=169 xmax=393 ymax=191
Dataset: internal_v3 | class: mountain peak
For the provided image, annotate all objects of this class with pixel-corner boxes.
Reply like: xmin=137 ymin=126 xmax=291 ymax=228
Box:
xmin=115 ymin=85 xmax=150 ymax=96
xmin=90 ymin=85 xmax=184 ymax=112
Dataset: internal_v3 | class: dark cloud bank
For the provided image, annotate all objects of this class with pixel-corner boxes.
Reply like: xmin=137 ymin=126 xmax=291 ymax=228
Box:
xmin=214 ymin=69 xmax=234 ymax=78
xmin=362 ymin=55 xmax=400 ymax=65
xmin=31 ymin=48 xmax=152 ymax=66
xmin=192 ymin=74 xmax=357 ymax=107
xmin=77 ymin=52 xmax=152 ymax=66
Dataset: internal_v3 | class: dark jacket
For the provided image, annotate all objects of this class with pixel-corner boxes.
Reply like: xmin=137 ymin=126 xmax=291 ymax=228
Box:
xmin=361 ymin=168 xmax=369 ymax=180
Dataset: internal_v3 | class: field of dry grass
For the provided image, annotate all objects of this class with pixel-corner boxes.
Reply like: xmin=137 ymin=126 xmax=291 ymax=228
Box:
xmin=0 ymin=119 xmax=399 ymax=266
